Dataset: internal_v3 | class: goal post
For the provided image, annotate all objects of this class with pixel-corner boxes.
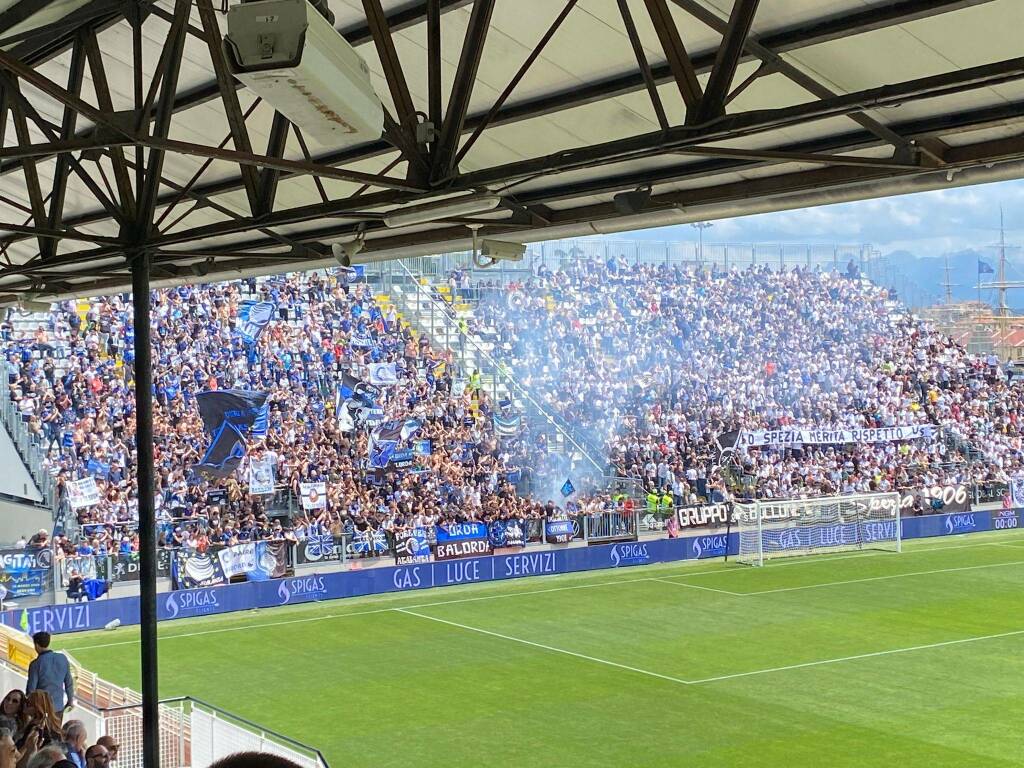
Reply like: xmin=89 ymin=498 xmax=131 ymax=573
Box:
xmin=734 ymin=493 xmax=902 ymax=567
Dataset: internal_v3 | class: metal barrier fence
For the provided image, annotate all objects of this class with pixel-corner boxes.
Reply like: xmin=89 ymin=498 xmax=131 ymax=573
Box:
xmin=583 ymin=511 xmax=639 ymax=543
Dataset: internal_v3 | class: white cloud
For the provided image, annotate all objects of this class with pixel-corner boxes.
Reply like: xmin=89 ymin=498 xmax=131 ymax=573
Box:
xmin=624 ymin=178 xmax=1024 ymax=257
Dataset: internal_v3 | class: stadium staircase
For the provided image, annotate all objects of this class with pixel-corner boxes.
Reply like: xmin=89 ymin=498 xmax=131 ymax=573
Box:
xmin=0 ymin=305 xmax=81 ymax=510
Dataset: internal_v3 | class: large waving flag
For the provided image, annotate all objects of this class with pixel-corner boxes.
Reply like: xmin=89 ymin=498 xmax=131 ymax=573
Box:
xmin=236 ymin=301 xmax=275 ymax=344
xmin=197 ymin=390 xmax=270 ymax=436
xmin=195 ymin=422 xmax=246 ymax=478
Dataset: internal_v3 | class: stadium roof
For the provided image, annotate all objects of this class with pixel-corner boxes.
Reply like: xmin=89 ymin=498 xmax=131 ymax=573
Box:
xmin=0 ymin=0 xmax=1022 ymax=300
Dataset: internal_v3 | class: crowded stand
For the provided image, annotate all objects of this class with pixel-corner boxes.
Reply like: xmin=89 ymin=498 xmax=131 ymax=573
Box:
xmin=3 ymin=270 xmax=542 ymax=557
xmin=470 ymin=258 xmax=1022 ymax=505
xmin=4 ymin=257 xmax=1023 ymax=561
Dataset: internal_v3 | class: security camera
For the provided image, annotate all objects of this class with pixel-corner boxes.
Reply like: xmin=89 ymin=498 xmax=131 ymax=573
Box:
xmin=479 ymin=239 xmax=526 ymax=262
xmin=332 ymin=238 xmax=364 ymax=267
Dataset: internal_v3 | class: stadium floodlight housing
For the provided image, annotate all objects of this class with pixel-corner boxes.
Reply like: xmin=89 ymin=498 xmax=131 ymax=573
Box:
xmin=382 ymin=193 xmax=503 ymax=229
xmin=224 ymin=0 xmax=384 ymax=148
xmin=479 ymin=239 xmax=526 ymax=262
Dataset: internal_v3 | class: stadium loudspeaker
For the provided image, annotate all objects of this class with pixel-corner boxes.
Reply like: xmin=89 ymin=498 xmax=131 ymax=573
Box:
xmin=613 ymin=187 xmax=651 ymax=215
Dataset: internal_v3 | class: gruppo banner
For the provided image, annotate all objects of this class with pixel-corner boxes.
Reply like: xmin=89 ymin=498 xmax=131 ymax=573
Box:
xmin=736 ymin=424 xmax=936 ymax=448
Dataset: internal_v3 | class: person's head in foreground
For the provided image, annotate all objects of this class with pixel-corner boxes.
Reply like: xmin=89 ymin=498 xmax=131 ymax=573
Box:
xmin=60 ymin=721 xmax=86 ymax=756
xmin=94 ymin=737 xmax=117 ymax=763
xmin=84 ymin=745 xmax=109 ymax=768
xmin=207 ymin=752 xmax=307 ymax=768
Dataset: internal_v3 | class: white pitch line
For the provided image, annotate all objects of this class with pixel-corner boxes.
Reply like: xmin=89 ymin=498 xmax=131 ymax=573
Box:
xmin=61 ymin=530 xmax=1024 ymax=652
xmin=687 ymin=628 xmax=1024 ymax=685
xmin=649 ymin=578 xmax=745 ymax=596
xmin=61 ymin=575 xmax=659 ymax=651
xmin=396 ymin=608 xmax=692 ymax=686
xmin=741 ymin=558 xmax=1024 ymax=596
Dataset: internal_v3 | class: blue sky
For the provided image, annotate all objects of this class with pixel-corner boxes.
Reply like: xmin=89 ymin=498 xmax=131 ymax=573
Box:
xmin=627 ymin=178 xmax=1024 ymax=257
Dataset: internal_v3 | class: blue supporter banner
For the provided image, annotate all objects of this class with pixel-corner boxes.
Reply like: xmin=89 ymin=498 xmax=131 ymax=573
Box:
xmin=435 ymin=522 xmax=489 ymax=542
xmin=5 ymin=510 xmax=1012 ymax=635
xmin=544 ymin=520 xmax=574 ymax=538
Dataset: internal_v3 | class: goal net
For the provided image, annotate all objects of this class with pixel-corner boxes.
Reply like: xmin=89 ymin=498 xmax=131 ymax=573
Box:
xmin=734 ymin=493 xmax=901 ymax=567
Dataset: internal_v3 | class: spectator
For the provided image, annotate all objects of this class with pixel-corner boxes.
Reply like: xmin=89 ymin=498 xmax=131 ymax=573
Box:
xmin=0 ymin=693 xmax=24 ymax=737
xmin=24 ymin=747 xmax=64 ymax=768
xmin=83 ymin=747 xmax=107 ymax=768
xmin=92 ymin=739 xmax=116 ymax=765
xmin=25 ymin=636 xmax=72 ymax=721
xmin=20 ymin=694 xmax=59 ymax=749
xmin=57 ymin=723 xmax=85 ymax=768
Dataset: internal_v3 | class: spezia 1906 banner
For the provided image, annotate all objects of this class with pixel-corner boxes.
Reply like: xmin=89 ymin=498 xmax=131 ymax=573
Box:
xmin=66 ymin=477 xmax=100 ymax=510
xmin=300 ymin=481 xmax=327 ymax=510
xmin=736 ymin=424 xmax=936 ymax=448
xmin=249 ymin=457 xmax=275 ymax=496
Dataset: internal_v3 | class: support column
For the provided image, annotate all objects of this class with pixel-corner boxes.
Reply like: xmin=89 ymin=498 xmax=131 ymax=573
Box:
xmin=130 ymin=252 xmax=160 ymax=768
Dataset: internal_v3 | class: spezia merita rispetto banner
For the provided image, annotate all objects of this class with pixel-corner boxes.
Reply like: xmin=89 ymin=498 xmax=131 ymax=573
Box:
xmin=736 ymin=424 xmax=936 ymax=448
xmin=300 ymin=481 xmax=327 ymax=510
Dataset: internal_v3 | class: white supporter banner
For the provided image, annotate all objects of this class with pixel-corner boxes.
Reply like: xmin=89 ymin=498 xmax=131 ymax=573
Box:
xmin=300 ymin=481 xmax=327 ymax=510
xmin=368 ymin=362 xmax=398 ymax=386
xmin=217 ymin=542 xmax=259 ymax=579
xmin=248 ymin=457 xmax=275 ymax=496
xmin=67 ymin=477 xmax=101 ymax=510
xmin=737 ymin=424 xmax=936 ymax=448
xmin=1011 ymin=476 xmax=1024 ymax=508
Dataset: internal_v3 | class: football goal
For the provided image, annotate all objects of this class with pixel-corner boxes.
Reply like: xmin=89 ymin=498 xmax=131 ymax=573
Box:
xmin=733 ymin=493 xmax=901 ymax=567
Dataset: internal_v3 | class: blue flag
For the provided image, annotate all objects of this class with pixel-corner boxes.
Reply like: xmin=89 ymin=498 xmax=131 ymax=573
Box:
xmin=237 ymin=301 xmax=275 ymax=344
xmin=979 ymin=260 xmax=995 ymax=274
xmin=560 ymin=478 xmax=576 ymax=497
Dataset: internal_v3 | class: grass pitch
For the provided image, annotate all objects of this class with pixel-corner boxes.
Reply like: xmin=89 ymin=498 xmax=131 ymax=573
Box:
xmin=60 ymin=531 xmax=1024 ymax=767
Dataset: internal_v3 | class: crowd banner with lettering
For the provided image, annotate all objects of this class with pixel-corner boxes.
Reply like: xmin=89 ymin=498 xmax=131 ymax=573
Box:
xmin=736 ymin=424 xmax=936 ymax=448
xmin=300 ymin=482 xmax=327 ymax=510
xmin=394 ymin=529 xmax=431 ymax=565
xmin=9 ymin=509 xmax=1022 ymax=635
xmin=676 ymin=503 xmax=732 ymax=529
xmin=435 ymin=523 xmax=489 ymax=542
xmin=66 ymin=477 xmax=100 ymax=510
xmin=218 ymin=541 xmax=289 ymax=582
xmin=0 ymin=549 xmax=52 ymax=598
xmin=488 ymin=519 xmax=526 ymax=548
xmin=248 ymin=458 xmax=275 ymax=496
xmin=544 ymin=520 xmax=575 ymax=542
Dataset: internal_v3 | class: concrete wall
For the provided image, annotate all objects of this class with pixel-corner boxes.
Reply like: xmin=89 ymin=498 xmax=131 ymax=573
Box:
xmin=0 ymin=424 xmax=41 ymax=503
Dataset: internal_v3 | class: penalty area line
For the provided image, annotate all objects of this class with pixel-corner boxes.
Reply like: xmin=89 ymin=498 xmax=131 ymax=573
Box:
xmin=688 ymin=627 xmax=1024 ymax=685
xmin=396 ymin=608 xmax=692 ymax=687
